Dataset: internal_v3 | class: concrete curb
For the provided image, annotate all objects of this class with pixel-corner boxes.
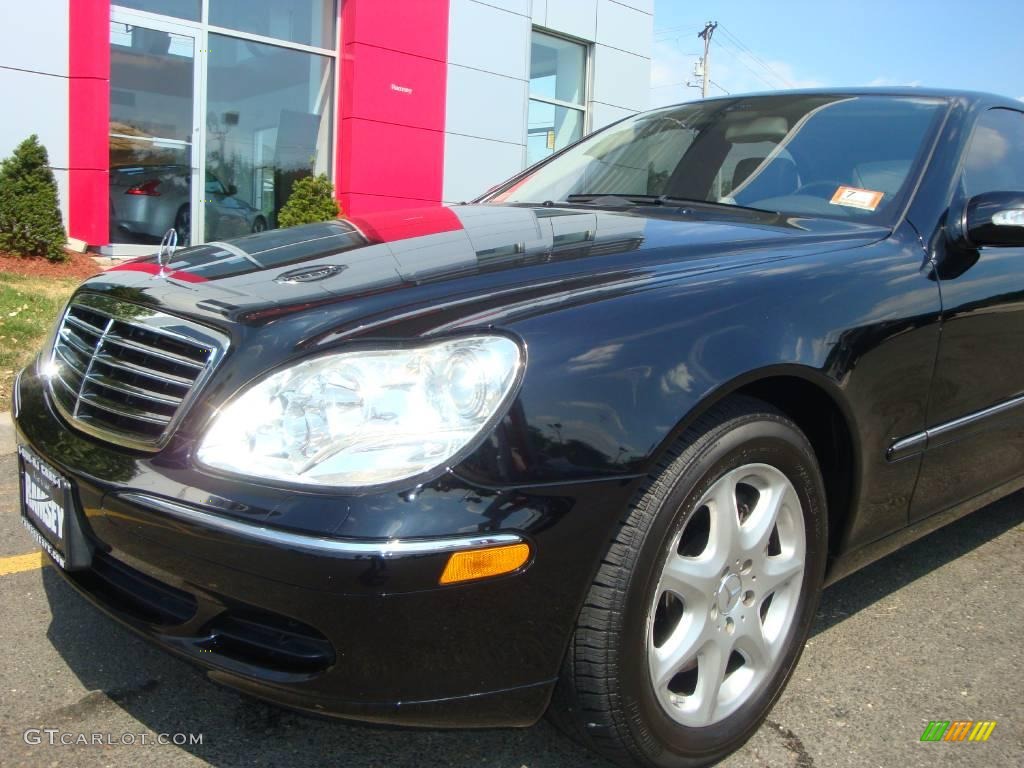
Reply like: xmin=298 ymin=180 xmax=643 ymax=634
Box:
xmin=1 ymin=412 xmax=14 ymax=456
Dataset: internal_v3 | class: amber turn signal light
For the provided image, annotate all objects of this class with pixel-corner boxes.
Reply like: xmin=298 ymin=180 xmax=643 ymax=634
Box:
xmin=439 ymin=542 xmax=531 ymax=585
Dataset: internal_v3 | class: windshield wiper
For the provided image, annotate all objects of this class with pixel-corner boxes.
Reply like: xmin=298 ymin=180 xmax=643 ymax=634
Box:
xmin=658 ymin=196 xmax=779 ymax=216
xmin=565 ymin=193 xmax=779 ymax=216
xmin=566 ymin=193 xmax=664 ymax=206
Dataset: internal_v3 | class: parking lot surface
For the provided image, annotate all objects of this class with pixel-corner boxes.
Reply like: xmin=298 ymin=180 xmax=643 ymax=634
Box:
xmin=1 ymin=415 xmax=1021 ymax=767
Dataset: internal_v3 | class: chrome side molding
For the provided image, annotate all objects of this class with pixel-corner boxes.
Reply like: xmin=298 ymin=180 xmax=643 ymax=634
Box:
xmin=887 ymin=392 xmax=1024 ymax=462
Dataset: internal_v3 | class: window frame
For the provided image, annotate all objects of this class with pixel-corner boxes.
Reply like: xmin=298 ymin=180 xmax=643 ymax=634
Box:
xmin=527 ymin=28 xmax=592 ymax=165
xmin=106 ymin=1 xmax=339 ymax=257
xmin=114 ymin=1 xmax=338 ymax=55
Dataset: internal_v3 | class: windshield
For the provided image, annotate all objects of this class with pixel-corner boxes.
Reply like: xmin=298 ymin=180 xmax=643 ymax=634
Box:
xmin=487 ymin=94 xmax=947 ymax=223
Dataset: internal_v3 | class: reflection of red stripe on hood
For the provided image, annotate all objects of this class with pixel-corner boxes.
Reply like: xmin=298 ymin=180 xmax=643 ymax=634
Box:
xmin=490 ymin=175 xmax=529 ymax=203
xmin=346 ymin=206 xmax=462 ymax=244
xmin=107 ymin=261 xmax=207 ymax=283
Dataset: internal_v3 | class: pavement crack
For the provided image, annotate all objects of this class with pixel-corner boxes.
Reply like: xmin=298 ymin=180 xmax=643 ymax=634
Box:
xmin=766 ymin=719 xmax=816 ymax=768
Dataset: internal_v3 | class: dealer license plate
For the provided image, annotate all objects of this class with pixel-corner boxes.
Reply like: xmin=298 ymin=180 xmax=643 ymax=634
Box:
xmin=18 ymin=445 xmax=74 ymax=569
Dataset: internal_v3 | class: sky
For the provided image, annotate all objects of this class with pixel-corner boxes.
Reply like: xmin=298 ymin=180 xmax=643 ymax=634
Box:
xmin=650 ymin=0 xmax=1024 ymax=108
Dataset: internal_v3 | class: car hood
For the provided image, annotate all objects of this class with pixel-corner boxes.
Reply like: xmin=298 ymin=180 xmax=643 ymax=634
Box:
xmin=82 ymin=203 xmax=888 ymax=341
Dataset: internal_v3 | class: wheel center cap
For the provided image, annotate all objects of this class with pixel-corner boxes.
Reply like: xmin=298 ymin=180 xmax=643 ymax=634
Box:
xmin=716 ymin=572 xmax=744 ymax=614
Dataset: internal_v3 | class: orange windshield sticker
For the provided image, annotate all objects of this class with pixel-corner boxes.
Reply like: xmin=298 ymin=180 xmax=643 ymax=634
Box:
xmin=830 ymin=185 xmax=884 ymax=211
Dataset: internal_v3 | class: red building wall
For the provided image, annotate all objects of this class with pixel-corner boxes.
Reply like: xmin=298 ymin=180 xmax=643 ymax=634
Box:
xmin=336 ymin=0 xmax=450 ymax=215
xmin=68 ymin=0 xmax=110 ymax=246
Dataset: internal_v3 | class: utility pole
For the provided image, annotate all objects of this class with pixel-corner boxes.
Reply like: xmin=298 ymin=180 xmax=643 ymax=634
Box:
xmin=697 ymin=21 xmax=718 ymax=98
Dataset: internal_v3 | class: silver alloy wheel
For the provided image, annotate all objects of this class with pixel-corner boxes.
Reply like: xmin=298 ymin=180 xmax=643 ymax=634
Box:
xmin=647 ymin=463 xmax=806 ymax=727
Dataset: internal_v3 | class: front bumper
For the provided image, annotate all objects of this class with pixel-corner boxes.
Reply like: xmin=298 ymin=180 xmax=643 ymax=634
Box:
xmin=14 ymin=365 xmax=634 ymax=727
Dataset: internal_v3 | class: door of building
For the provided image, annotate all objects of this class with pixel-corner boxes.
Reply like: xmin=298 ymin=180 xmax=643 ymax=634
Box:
xmin=108 ymin=10 xmax=203 ymax=252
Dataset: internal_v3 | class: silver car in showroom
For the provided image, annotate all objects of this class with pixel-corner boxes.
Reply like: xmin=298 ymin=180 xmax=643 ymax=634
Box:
xmin=109 ymin=164 xmax=269 ymax=245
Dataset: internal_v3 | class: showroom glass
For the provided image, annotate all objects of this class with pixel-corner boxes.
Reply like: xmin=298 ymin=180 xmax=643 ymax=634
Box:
xmin=108 ymin=3 xmax=337 ymax=249
xmin=528 ymin=31 xmax=587 ymax=166
xmin=204 ymin=34 xmax=333 ymax=243
xmin=492 ymin=95 xmax=947 ymax=224
xmin=108 ymin=22 xmax=196 ymax=245
xmin=115 ymin=0 xmax=200 ymax=21
xmin=209 ymin=0 xmax=337 ymax=49
xmin=962 ymin=109 xmax=1024 ymax=196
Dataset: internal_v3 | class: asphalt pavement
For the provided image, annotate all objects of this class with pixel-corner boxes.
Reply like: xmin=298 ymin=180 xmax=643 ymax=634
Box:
xmin=1 ymin=411 xmax=1021 ymax=767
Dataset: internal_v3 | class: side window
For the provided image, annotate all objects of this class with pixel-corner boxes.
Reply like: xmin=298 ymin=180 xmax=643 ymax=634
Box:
xmin=962 ymin=108 xmax=1024 ymax=197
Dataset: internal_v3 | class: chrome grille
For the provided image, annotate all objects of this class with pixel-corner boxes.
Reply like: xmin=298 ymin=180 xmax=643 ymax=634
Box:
xmin=47 ymin=294 xmax=228 ymax=450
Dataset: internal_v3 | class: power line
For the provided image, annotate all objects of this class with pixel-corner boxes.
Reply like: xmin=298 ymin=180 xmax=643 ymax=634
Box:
xmin=649 ymin=79 xmax=703 ymax=100
xmin=711 ymin=38 xmax=780 ymax=91
xmin=716 ymin=25 xmax=795 ymax=88
xmin=651 ymin=80 xmax=693 ymax=90
xmin=657 ymin=21 xmax=789 ymax=99
xmin=654 ymin=20 xmax=707 ymax=39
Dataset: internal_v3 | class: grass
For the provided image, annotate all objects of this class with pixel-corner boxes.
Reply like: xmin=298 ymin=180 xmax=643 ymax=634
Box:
xmin=0 ymin=273 xmax=79 ymax=412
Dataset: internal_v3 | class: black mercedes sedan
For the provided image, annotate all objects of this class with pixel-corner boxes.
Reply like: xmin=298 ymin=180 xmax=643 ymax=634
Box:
xmin=14 ymin=90 xmax=1024 ymax=768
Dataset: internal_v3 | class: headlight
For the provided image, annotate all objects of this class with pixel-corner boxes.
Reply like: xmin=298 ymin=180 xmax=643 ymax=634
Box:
xmin=196 ymin=335 xmax=523 ymax=487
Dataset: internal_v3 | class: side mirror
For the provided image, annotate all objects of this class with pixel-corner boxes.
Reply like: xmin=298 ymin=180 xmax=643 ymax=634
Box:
xmin=226 ymin=183 xmax=238 ymax=196
xmin=964 ymin=191 xmax=1024 ymax=247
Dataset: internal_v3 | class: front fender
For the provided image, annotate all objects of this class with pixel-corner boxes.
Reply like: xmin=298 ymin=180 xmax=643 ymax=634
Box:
xmin=453 ymin=223 xmax=939 ymax=549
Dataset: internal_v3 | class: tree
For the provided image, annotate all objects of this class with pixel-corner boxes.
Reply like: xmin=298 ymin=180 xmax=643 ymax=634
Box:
xmin=0 ymin=135 xmax=67 ymax=262
xmin=276 ymin=173 xmax=340 ymax=228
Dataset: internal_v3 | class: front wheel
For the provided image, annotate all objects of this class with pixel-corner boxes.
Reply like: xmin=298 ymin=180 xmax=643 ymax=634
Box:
xmin=551 ymin=397 xmax=827 ymax=768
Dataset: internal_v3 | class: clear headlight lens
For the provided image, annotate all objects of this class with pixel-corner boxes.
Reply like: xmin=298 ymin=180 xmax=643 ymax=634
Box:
xmin=196 ymin=335 xmax=522 ymax=487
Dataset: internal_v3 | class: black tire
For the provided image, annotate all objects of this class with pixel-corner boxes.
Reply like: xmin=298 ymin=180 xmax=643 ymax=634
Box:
xmin=550 ymin=396 xmax=827 ymax=768
xmin=252 ymin=216 xmax=268 ymax=233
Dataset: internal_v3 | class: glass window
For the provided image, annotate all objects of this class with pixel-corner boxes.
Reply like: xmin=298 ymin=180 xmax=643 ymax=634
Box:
xmin=114 ymin=1 xmax=200 ymax=21
xmin=527 ymin=101 xmax=584 ymax=166
xmin=528 ymin=31 xmax=587 ymax=165
xmin=963 ymin=109 xmax=1024 ymax=196
xmin=109 ymin=21 xmax=196 ymax=245
xmin=716 ymin=141 xmax=790 ymax=198
xmin=490 ymin=95 xmax=946 ymax=225
xmin=204 ymin=34 xmax=334 ymax=243
xmin=530 ymin=32 xmax=586 ymax=105
xmin=209 ymin=0 xmax=337 ymax=49
xmin=109 ymin=145 xmax=194 ymax=245
xmin=109 ymin=22 xmax=194 ymax=142
xmin=107 ymin=5 xmax=339 ymax=250
xmin=563 ymin=121 xmax=698 ymax=196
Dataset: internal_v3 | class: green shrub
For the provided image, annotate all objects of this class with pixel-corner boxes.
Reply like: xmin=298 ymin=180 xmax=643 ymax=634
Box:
xmin=277 ymin=173 xmax=340 ymax=228
xmin=0 ymin=135 xmax=67 ymax=262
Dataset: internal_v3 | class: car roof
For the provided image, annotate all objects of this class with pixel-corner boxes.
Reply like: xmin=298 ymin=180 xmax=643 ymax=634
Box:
xmin=656 ymin=87 xmax=1021 ymax=112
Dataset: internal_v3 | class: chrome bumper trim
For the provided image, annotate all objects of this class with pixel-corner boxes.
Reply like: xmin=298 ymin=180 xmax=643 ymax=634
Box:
xmin=118 ymin=492 xmax=523 ymax=557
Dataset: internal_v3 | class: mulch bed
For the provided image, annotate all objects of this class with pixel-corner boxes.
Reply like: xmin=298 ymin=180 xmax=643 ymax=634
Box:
xmin=0 ymin=249 xmax=104 ymax=279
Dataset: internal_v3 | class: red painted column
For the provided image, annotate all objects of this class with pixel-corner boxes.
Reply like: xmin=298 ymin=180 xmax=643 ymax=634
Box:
xmin=336 ymin=0 xmax=449 ymax=215
xmin=68 ymin=0 xmax=110 ymax=246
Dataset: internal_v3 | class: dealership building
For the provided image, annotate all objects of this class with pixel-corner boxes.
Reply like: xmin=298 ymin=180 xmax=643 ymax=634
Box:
xmin=0 ymin=0 xmax=652 ymax=256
